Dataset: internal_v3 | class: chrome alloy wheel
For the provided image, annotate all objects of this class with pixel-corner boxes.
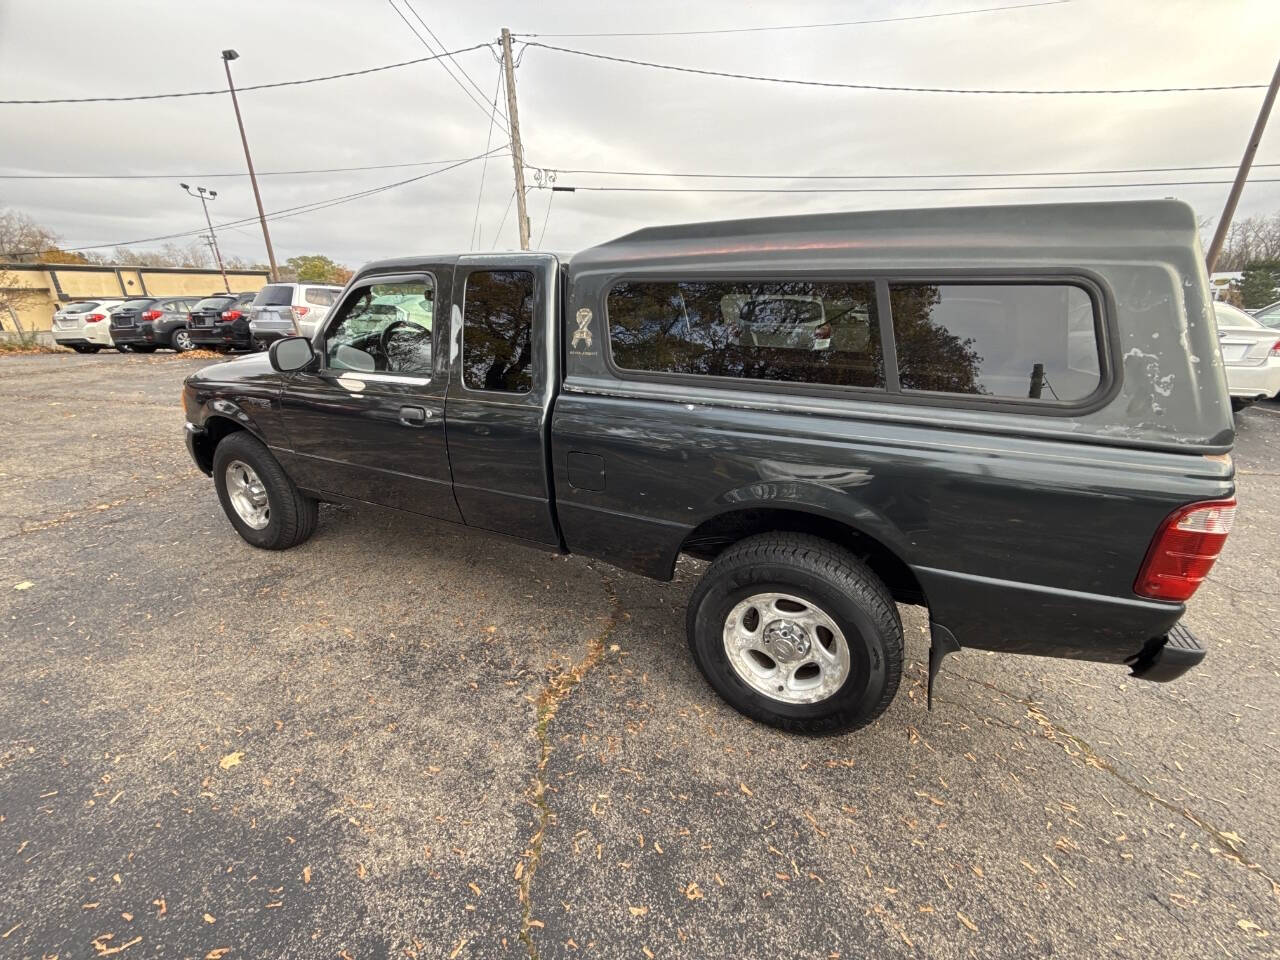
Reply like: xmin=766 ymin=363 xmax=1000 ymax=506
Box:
xmin=722 ymin=592 xmax=851 ymax=704
xmin=225 ymin=459 xmax=270 ymax=530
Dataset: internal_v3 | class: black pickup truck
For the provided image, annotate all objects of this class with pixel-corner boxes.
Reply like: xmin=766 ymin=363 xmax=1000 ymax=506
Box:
xmin=183 ymin=200 xmax=1236 ymax=734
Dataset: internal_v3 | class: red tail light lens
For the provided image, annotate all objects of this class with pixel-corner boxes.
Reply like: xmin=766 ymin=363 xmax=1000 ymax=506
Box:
xmin=292 ymin=306 xmax=310 ymax=318
xmin=1270 ymin=339 xmax=1280 ymax=357
xmin=84 ymin=313 xmax=105 ymax=323
xmin=1134 ymin=498 xmax=1236 ymax=602
xmin=141 ymin=309 xmax=163 ymax=321
xmin=222 ymin=309 xmax=243 ymax=321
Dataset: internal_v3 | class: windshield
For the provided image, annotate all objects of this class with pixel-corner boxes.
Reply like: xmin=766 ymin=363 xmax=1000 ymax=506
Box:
xmin=1214 ymin=302 xmax=1263 ymax=328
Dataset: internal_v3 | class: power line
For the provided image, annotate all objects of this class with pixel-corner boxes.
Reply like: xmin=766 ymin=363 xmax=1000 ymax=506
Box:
xmin=521 ymin=41 xmax=1270 ymax=95
xmin=385 ymin=0 xmax=507 ymax=129
xmin=0 ymin=155 xmax=508 ymax=180
xmin=527 ymin=161 xmax=1280 ymax=181
xmin=492 ymin=189 xmax=517 ymax=250
xmin=402 ymin=0 xmax=508 ymax=126
xmin=515 ymin=0 xmax=1070 ymax=38
xmin=536 ymin=188 xmax=555 ymax=248
xmin=543 ymin=177 xmax=1280 ymax=194
xmin=10 ymin=148 xmax=507 ymax=257
xmin=0 ymin=43 xmax=492 ymax=105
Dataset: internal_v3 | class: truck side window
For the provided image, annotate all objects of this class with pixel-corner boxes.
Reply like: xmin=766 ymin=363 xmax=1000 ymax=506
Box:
xmin=607 ymin=280 xmax=883 ymax=390
xmin=462 ymin=270 xmax=535 ymax=393
xmin=325 ymin=279 xmax=434 ymax=376
xmin=888 ymin=283 xmax=1101 ymax=402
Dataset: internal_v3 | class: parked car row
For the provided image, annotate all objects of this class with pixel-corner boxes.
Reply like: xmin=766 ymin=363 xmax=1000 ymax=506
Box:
xmin=50 ymin=282 xmax=344 ymax=354
xmin=1214 ymin=300 xmax=1280 ymax=409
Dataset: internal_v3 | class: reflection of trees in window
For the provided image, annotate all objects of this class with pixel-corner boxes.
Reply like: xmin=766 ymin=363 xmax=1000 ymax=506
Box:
xmin=607 ymin=280 xmax=883 ymax=388
xmin=888 ymin=285 xmax=985 ymax=394
xmin=463 ymin=270 xmax=534 ymax=393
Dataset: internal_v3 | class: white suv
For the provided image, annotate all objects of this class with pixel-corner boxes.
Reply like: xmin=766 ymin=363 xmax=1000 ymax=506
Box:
xmin=248 ymin=283 xmax=344 ymax=346
xmin=51 ymin=300 xmax=126 ymax=353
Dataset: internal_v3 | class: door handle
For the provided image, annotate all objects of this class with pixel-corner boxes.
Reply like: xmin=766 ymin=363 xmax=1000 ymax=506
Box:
xmin=398 ymin=405 xmax=429 ymax=427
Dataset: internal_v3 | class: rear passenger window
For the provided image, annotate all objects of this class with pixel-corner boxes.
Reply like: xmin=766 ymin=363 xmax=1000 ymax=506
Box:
xmin=463 ymin=270 xmax=535 ymax=393
xmin=888 ymin=283 xmax=1101 ymax=402
xmin=607 ymin=280 xmax=883 ymax=389
xmin=304 ymin=288 xmax=336 ymax=307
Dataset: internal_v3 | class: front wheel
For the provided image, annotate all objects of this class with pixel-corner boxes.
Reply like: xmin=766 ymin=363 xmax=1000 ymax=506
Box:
xmin=171 ymin=329 xmax=194 ymax=352
xmin=212 ymin=431 xmax=318 ymax=550
xmin=686 ymin=533 xmax=903 ymax=735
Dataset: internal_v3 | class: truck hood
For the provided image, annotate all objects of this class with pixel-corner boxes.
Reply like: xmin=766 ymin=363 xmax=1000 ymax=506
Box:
xmin=185 ymin=352 xmax=276 ymax=385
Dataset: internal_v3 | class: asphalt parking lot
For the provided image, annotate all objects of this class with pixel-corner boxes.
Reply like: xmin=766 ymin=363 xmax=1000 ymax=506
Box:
xmin=1 ymin=352 xmax=1278 ymax=960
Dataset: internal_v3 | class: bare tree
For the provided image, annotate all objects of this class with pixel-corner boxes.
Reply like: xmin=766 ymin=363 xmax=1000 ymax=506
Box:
xmin=1204 ymin=212 xmax=1280 ymax=271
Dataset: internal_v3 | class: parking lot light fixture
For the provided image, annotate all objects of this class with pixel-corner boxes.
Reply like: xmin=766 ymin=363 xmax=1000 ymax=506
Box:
xmin=222 ymin=48 xmax=279 ymax=282
xmin=181 ymin=183 xmax=230 ymax=292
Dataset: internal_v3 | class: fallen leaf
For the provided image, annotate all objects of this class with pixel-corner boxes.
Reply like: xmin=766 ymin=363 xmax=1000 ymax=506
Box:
xmin=13 ymin=581 xmax=33 ymax=591
xmin=957 ymin=911 xmax=979 ymax=933
xmin=468 ymin=882 xmax=482 ymax=897
xmin=629 ymin=905 xmax=649 ymax=917
xmin=302 ymin=866 xmax=311 ymax=885
xmin=449 ymin=938 xmax=468 ymax=958
xmin=205 ymin=950 xmax=231 ymax=960
xmin=218 ymin=752 xmax=243 ymax=770
xmin=739 ymin=783 xmax=753 ymax=797
xmin=203 ymin=913 xmax=216 ymax=924
xmin=357 ymin=862 xmax=367 ymax=879
xmin=684 ymin=881 xmax=703 ymax=901
xmin=643 ymin=949 xmax=655 ymax=959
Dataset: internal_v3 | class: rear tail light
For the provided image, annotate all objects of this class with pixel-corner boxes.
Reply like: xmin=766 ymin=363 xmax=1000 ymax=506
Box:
xmin=292 ymin=306 xmax=310 ymax=318
xmin=141 ymin=309 xmax=162 ymax=321
xmin=222 ymin=309 xmax=243 ymax=321
xmin=84 ymin=313 xmax=105 ymax=323
xmin=1270 ymin=339 xmax=1280 ymax=357
xmin=1134 ymin=498 xmax=1236 ymax=602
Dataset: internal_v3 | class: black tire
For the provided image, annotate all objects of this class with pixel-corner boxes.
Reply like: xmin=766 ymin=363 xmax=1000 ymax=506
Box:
xmin=84 ymin=345 xmax=101 ymax=353
xmin=686 ymin=533 xmax=903 ymax=735
xmin=212 ymin=431 xmax=318 ymax=550
xmin=1230 ymin=397 xmax=1253 ymax=412
xmin=171 ymin=329 xmax=194 ymax=352
xmin=115 ymin=344 xmax=133 ymax=353
xmin=69 ymin=344 xmax=91 ymax=354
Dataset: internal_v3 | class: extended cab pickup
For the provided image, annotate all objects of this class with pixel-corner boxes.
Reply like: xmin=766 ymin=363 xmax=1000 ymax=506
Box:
xmin=183 ymin=200 xmax=1237 ymax=734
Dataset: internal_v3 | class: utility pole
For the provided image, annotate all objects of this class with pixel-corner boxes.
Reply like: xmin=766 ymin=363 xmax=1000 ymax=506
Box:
xmin=500 ymin=28 xmax=531 ymax=251
xmin=222 ymin=49 xmax=280 ymax=281
xmin=1206 ymin=55 xmax=1280 ymax=273
xmin=181 ymin=184 xmax=230 ymax=292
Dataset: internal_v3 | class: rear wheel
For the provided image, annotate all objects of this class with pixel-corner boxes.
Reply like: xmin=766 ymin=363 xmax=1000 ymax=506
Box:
xmin=212 ymin=431 xmax=318 ymax=550
xmin=171 ymin=329 xmax=194 ymax=352
xmin=686 ymin=533 xmax=903 ymax=735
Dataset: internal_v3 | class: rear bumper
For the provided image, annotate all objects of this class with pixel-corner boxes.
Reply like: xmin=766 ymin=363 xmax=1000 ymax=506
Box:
xmin=110 ymin=327 xmax=146 ymax=346
xmin=1225 ymin=359 xmax=1280 ymax=399
xmin=53 ymin=325 xmax=112 ymax=346
xmin=188 ymin=323 xmax=251 ymax=348
xmin=249 ymin=318 xmax=296 ymax=342
xmin=1126 ymin=622 xmax=1206 ymax=682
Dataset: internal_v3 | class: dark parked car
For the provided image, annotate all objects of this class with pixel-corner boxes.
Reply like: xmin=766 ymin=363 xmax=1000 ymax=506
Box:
xmin=186 ymin=292 xmax=258 ymax=351
xmin=182 ymin=200 xmax=1235 ymax=735
xmin=110 ymin=296 xmax=200 ymax=352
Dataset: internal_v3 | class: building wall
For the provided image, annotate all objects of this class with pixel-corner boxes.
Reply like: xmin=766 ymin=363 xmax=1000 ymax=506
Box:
xmin=1 ymin=263 xmax=270 ymax=333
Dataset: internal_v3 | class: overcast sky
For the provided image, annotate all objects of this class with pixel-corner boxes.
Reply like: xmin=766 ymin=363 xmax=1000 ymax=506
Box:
xmin=2 ymin=0 xmax=1278 ymax=268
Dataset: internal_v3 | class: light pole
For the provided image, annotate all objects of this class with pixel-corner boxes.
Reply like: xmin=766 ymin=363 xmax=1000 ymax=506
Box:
xmin=222 ymin=49 xmax=279 ymax=281
xmin=180 ymin=183 xmax=229 ymax=292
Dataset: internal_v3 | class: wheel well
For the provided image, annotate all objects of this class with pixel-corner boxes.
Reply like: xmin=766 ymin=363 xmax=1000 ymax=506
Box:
xmin=191 ymin=416 xmax=246 ymax=474
xmin=679 ymin=508 xmax=926 ymax=607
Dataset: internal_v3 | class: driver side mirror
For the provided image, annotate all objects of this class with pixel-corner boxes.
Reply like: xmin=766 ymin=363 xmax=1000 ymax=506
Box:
xmin=268 ymin=336 xmax=316 ymax=373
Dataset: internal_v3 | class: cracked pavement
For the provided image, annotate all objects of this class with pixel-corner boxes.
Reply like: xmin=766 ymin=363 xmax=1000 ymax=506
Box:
xmin=1 ymin=353 xmax=1278 ymax=959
